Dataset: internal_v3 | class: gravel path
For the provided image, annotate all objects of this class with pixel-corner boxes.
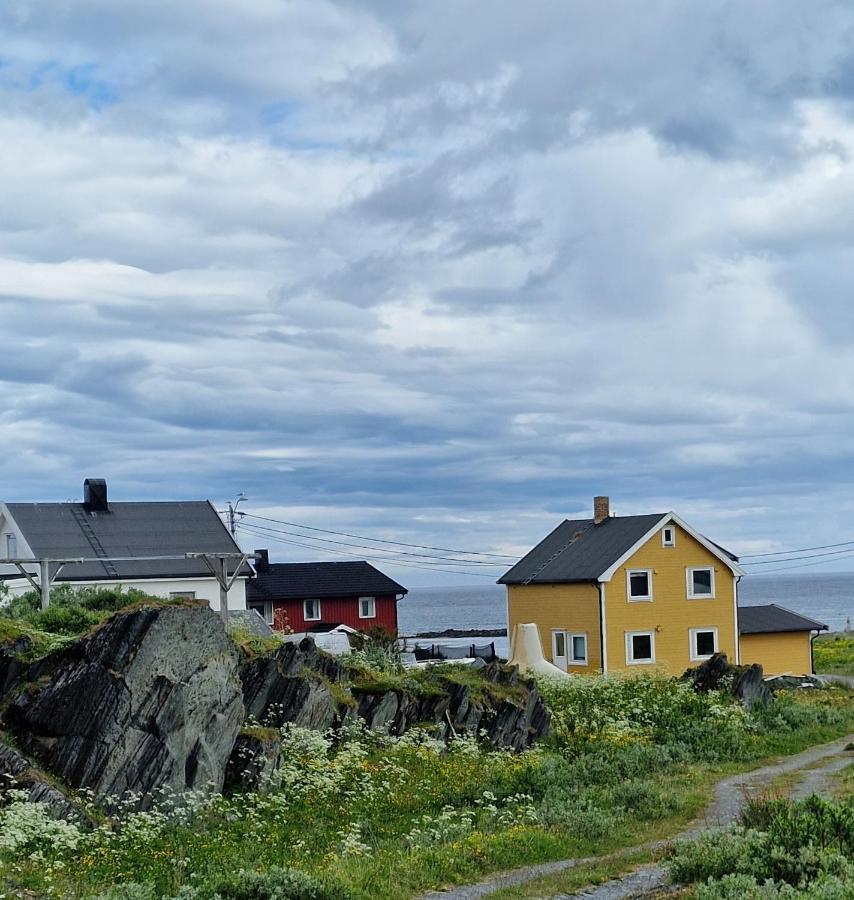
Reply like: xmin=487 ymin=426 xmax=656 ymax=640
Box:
xmin=418 ymin=734 xmax=854 ymax=900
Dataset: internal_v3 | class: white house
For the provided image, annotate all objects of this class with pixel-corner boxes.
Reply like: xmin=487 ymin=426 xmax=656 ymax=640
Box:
xmin=0 ymin=478 xmax=251 ymax=611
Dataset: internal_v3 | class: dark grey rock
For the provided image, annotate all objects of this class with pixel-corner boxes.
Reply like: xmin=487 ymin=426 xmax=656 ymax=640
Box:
xmin=227 ymin=610 xmax=273 ymax=638
xmin=4 ymin=604 xmax=244 ymax=808
xmin=224 ymin=731 xmax=282 ymax=794
xmin=684 ymin=654 xmax=772 ymax=707
xmin=354 ymin=663 xmax=549 ymax=750
xmin=240 ymin=638 xmax=347 ymax=730
xmin=733 ymin=663 xmax=773 ymax=707
xmin=0 ymin=636 xmax=32 ymax=699
xmin=0 ymin=739 xmax=82 ymax=820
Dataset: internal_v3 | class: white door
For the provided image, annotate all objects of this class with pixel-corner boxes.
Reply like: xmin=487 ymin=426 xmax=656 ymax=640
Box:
xmin=551 ymin=629 xmax=568 ymax=670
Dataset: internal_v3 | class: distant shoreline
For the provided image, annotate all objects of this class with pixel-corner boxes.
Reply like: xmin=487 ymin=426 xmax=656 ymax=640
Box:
xmin=404 ymin=627 xmax=508 ymax=639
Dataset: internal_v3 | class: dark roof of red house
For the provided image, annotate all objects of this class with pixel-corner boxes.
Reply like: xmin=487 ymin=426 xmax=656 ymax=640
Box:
xmin=247 ymin=560 xmax=407 ymax=602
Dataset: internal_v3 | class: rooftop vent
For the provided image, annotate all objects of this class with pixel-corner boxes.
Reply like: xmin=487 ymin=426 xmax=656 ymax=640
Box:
xmin=83 ymin=478 xmax=109 ymax=513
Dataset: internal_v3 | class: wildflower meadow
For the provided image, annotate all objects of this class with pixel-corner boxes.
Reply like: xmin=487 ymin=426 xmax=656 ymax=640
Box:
xmin=1 ymin=667 xmax=853 ymax=899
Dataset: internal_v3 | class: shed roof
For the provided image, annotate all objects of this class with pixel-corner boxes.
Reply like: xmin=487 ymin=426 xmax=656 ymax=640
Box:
xmin=4 ymin=501 xmax=248 ymax=581
xmin=738 ymin=604 xmax=827 ymax=634
xmin=247 ymin=560 xmax=407 ymax=602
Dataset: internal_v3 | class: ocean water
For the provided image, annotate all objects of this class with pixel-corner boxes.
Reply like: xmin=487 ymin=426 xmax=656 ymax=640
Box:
xmin=398 ymin=573 xmax=854 ymax=657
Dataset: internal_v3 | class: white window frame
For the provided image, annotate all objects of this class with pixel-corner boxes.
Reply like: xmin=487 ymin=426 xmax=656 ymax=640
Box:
xmin=358 ymin=596 xmax=376 ymax=619
xmin=551 ymin=629 xmax=567 ymax=668
xmin=686 ymin=566 xmax=716 ymax=599
xmin=303 ymin=598 xmax=322 ymax=621
xmin=689 ymin=627 xmax=718 ymax=661
xmin=169 ymin=590 xmax=196 ymax=599
xmin=625 ymin=630 xmax=656 ymax=665
xmin=5 ymin=533 xmax=16 ymax=558
xmin=568 ymin=632 xmax=588 ymax=666
xmin=626 ymin=569 xmax=653 ymax=602
xmin=661 ymin=526 xmax=675 ymax=547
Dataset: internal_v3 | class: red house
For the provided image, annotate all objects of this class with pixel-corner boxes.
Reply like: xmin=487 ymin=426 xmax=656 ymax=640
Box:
xmin=246 ymin=553 xmax=407 ymax=633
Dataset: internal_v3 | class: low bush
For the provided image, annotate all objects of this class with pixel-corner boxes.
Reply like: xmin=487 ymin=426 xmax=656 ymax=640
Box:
xmin=27 ymin=603 xmax=101 ymax=635
xmin=206 ymin=866 xmax=354 ymax=899
xmin=670 ymin=794 xmax=854 ymax=897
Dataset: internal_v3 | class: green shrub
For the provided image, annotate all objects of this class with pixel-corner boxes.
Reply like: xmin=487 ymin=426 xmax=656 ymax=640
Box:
xmin=206 ymin=866 xmax=354 ymax=899
xmin=28 ymin=603 xmax=101 ymax=635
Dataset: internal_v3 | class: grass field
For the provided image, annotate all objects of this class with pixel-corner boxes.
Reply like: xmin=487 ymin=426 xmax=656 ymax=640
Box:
xmin=814 ymin=633 xmax=854 ymax=677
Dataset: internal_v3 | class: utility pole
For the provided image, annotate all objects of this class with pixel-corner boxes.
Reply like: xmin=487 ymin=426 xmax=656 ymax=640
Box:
xmin=227 ymin=492 xmax=247 ymax=537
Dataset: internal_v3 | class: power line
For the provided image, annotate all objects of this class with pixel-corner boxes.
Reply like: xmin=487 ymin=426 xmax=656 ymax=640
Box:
xmin=740 ymin=545 xmax=854 ymax=567
xmin=234 ymin=517 xmax=503 ymax=566
xmin=238 ymin=511 xmax=517 ymax=560
xmin=741 ymin=546 xmax=854 ymax=575
xmin=235 ymin=522 xmax=502 ymax=579
xmin=740 ymin=539 xmax=854 ymax=559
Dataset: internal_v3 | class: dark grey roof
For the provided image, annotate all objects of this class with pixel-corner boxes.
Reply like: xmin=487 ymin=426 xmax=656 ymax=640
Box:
xmin=499 ymin=514 xmax=669 ymax=584
xmin=5 ymin=501 xmax=249 ymax=581
xmin=739 ymin=604 xmax=827 ymax=634
xmin=247 ymin=561 xmax=407 ymax=602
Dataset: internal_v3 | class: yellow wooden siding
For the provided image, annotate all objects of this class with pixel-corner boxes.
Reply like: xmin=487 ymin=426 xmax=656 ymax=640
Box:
xmin=507 ymin=582 xmax=602 ymax=673
xmin=739 ymin=632 xmax=813 ymax=676
xmin=604 ymin=523 xmax=737 ymax=676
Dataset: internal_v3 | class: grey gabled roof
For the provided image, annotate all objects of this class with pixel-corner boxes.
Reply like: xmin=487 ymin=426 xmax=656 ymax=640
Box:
xmin=739 ymin=604 xmax=827 ymax=635
xmin=247 ymin=561 xmax=407 ymax=602
xmin=5 ymin=501 xmax=249 ymax=581
xmin=499 ymin=514 xmax=666 ymax=584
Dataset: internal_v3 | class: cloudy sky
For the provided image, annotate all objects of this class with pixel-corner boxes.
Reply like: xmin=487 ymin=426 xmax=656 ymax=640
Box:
xmin=3 ymin=1 xmax=854 ymax=585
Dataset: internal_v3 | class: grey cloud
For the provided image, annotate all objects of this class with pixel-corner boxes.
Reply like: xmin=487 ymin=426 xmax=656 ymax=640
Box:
xmin=4 ymin=2 xmax=854 ymax=584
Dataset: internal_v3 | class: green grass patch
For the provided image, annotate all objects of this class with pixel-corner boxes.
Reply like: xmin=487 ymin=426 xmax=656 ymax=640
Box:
xmin=228 ymin=626 xmax=284 ymax=659
xmin=814 ymin=633 xmax=854 ymax=676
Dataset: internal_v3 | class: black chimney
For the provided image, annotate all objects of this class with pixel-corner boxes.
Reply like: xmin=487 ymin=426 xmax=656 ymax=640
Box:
xmin=83 ymin=478 xmax=109 ymax=513
xmin=254 ymin=548 xmax=269 ymax=572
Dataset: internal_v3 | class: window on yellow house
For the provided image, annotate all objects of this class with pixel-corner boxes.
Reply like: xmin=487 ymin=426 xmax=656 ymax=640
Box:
xmin=626 ymin=631 xmax=655 ymax=664
xmin=627 ymin=569 xmax=653 ymax=601
xmin=690 ymin=627 xmax=717 ymax=660
xmin=687 ymin=567 xmax=715 ymax=599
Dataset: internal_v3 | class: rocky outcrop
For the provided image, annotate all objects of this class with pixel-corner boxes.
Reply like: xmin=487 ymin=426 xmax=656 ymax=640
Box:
xmin=239 ymin=640 xmax=548 ymax=750
xmin=240 ymin=638 xmax=349 ymax=730
xmin=3 ymin=603 xmax=244 ymax=807
xmin=1 ymin=609 xmax=550 ymax=812
xmin=684 ymin=653 xmax=773 ymax=707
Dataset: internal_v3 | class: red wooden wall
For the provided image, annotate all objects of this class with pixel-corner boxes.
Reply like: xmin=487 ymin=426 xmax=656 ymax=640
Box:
xmin=272 ymin=594 xmax=399 ymax=633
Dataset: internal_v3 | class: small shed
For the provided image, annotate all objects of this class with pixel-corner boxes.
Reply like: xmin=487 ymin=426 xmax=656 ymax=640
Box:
xmin=738 ymin=604 xmax=827 ymax=676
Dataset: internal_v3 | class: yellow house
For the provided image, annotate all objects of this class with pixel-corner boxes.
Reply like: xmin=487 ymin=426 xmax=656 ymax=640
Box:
xmin=501 ymin=497 xmax=826 ymax=676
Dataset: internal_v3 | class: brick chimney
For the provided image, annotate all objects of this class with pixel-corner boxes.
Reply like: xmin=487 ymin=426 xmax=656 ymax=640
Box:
xmin=593 ymin=495 xmax=610 ymax=524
